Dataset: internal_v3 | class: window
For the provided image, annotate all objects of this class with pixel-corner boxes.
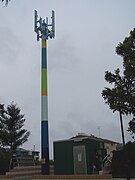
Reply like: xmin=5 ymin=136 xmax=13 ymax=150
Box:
xmin=78 ymin=153 xmax=82 ymax=162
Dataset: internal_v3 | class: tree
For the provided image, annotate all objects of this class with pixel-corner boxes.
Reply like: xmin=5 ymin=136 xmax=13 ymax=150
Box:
xmin=102 ymin=28 xmax=135 ymax=142
xmin=0 ymin=102 xmax=30 ymax=153
xmin=116 ymin=28 xmax=135 ymax=135
xmin=102 ymin=68 xmax=128 ymax=146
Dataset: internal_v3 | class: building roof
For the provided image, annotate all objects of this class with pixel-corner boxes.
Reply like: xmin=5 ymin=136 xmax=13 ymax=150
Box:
xmin=54 ymin=133 xmax=121 ymax=145
xmin=16 ymin=148 xmax=39 ymax=153
xmin=16 ymin=148 xmax=29 ymax=152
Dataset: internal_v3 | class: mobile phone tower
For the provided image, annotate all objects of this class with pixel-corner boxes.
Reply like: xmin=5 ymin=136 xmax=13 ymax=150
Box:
xmin=34 ymin=10 xmax=55 ymax=175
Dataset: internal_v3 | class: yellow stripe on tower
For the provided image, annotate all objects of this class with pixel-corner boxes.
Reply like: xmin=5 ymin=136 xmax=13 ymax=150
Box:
xmin=42 ymin=92 xmax=48 ymax=96
xmin=42 ymin=40 xmax=46 ymax=48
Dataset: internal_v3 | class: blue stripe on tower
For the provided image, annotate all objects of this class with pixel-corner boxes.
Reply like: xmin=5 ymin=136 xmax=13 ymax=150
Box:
xmin=42 ymin=48 xmax=47 ymax=68
xmin=42 ymin=147 xmax=49 ymax=174
xmin=41 ymin=121 xmax=49 ymax=147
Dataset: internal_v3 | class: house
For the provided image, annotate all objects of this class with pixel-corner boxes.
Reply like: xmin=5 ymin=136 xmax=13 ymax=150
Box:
xmin=16 ymin=148 xmax=40 ymax=162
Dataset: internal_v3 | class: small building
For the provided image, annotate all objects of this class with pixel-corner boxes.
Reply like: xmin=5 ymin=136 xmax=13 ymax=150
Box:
xmin=10 ymin=148 xmax=40 ymax=169
xmin=16 ymin=148 xmax=40 ymax=162
xmin=54 ymin=133 xmax=107 ymax=175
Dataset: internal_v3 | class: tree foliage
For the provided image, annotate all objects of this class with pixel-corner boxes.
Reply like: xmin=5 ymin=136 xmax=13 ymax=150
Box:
xmin=0 ymin=102 xmax=30 ymax=153
xmin=1 ymin=0 xmax=10 ymax=6
xmin=102 ymin=68 xmax=129 ymax=115
xmin=128 ymin=118 xmax=135 ymax=135
xmin=116 ymin=28 xmax=135 ymax=134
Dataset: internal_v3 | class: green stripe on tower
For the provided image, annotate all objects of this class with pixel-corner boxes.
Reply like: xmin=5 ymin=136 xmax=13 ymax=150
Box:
xmin=42 ymin=68 xmax=47 ymax=96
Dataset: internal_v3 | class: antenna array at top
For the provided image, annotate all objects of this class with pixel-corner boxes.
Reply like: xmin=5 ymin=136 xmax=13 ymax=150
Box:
xmin=34 ymin=10 xmax=55 ymax=41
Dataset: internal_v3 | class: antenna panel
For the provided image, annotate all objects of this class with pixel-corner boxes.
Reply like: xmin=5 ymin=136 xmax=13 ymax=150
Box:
xmin=52 ymin=10 xmax=55 ymax=37
xmin=34 ymin=10 xmax=38 ymax=32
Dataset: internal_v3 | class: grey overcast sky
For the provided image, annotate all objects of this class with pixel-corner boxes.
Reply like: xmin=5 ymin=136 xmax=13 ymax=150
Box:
xmin=0 ymin=0 xmax=135 ymax=159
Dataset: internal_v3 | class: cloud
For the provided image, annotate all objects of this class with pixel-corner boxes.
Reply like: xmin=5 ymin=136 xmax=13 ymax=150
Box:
xmin=48 ymin=34 xmax=79 ymax=73
xmin=0 ymin=26 xmax=22 ymax=65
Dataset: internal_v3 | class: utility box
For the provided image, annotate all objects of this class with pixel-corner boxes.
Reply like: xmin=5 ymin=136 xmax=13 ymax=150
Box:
xmin=54 ymin=134 xmax=107 ymax=175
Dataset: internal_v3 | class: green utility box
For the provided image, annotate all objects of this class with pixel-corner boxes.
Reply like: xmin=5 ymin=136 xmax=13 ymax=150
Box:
xmin=53 ymin=134 xmax=107 ymax=175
